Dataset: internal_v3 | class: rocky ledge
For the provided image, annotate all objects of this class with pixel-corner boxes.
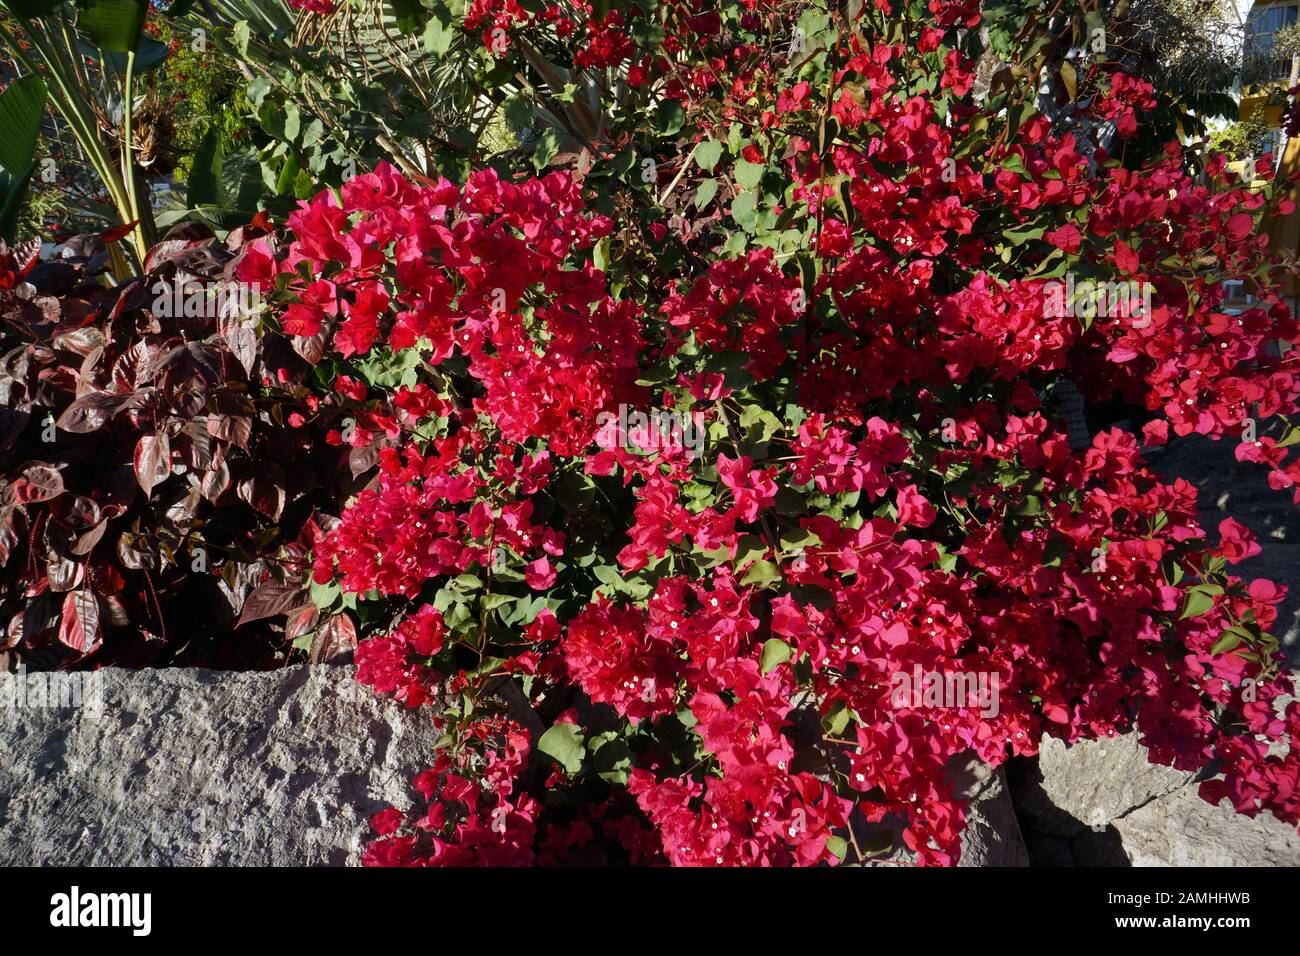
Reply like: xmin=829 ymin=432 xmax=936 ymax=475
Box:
xmin=0 ymin=664 xmax=438 ymax=866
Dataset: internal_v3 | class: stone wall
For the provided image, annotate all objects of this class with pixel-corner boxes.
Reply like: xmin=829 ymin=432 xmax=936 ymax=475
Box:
xmin=0 ymin=665 xmax=438 ymax=866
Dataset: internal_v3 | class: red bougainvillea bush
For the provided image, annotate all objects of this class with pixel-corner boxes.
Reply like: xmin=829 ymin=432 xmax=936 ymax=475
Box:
xmin=247 ymin=0 xmax=1300 ymax=865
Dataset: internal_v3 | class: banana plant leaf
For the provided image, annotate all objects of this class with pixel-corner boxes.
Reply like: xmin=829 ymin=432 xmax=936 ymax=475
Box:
xmin=0 ymin=74 xmax=48 ymax=179
xmin=77 ymin=0 xmax=149 ymax=53
xmin=0 ymin=162 xmax=36 ymax=241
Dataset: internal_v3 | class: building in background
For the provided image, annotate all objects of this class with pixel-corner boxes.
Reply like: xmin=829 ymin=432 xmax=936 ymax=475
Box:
xmin=1222 ymin=1 xmax=1300 ymax=304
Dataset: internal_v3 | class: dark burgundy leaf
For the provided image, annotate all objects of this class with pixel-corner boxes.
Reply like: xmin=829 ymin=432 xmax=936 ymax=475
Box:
xmin=12 ymin=462 xmax=64 ymax=504
xmin=286 ymin=603 xmax=319 ymax=643
xmin=70 ymin=520 xmax=107 ymax=557
xmin=291 ymin=327 xmax=330 ymax=366
xmin=200 ymin=460 xmax=231 ymax=501
xmin=235 ymin=584 xmax=304 ymax=628
xmin=349 ymin=443 xmax=380 ymax=478
xmin=109 ymin=340 xmax=160 ymax=393
xmin=57 ymin=589 xmax=100 ymax=654
xmin=0 ymin=409 xmax=29 ymax=454
xmin=116 ymin=530 xmax=156 ymax=571
xmin=237 ymin=471 xmax=285 ymax=520
xmin=169 ymin=246 xmax=231 ymax=278
xmin=143 ymin=239 xmax=193 ymax=273
xmin=310 ymin=612 xmax=357 ymax=664
xmin=162 ymin=222 xmax=216 ymax=244
xmin=21 ymin=594 xmax=54 ymax=646
xmin=56 ymin=391 xmax=129 ymax=432
xmin=220 ymin=316 xmax=258 ymax=377
xmin=3 ymin=611 xmax=21 ymax=650
xmin=13 ymin=236 xmax=41 ymax=277
xmin=163 ymin=482 xmax=201 ymax=524
xmin=101 ymin=220 xmax=139 ymax=244
xmin=52 ymin=325 xmax=103 ymax=356
xmin=0 ymin=508 xmax=15 ymax=564
xmin=133 ymin=432 xmax=172 ymax=495
xmin=208 ymin=414 xmax=252 ymax=449
xmin=59 ymin=232 xmax=105 ymax=260
xmin=46 ymin=554 xmax=84 ymax=592
xmin=51 ymin=494 xmax=100 ymax=529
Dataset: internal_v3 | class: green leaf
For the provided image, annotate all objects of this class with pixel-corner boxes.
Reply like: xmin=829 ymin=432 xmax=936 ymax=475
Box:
xmin=822 ymin=704 xmax=851 ymax=736
xmin=734 ymin=159 xmax=764 ymax=189
xmin=481 ymin=592 xmax=516 ymax=611
xmin=695 ymin=138 xmax=723 ymax=171
xmin=355 ymin=345 xmax=422 ymax=389
xmin=232 ymin=20 xmax=251 ymax=58
xmin=0 ymin=164 xmax=35 ymax=242
xmin=1003 ymin=223 xmax=1046 ymax=246
xmin=694 ymin=177 xmax=717 ymax=209
xmin=537 ymin=722 xmax=585 ymax=775
xmin=1012 ymin=494 xmax=1042 ymax=516
xmin=301 ymin=119 xmax=326 ymax=150
xmin=630 ymin=14 xmax=664 ymax=48
xmin=503 ymin=94 xmax=533 ymax=136
xmin=590 ymin=735 xmax=633 ymax=784
xmin=283 ymin=103 xmax=301 ymax=144
xmin=309 ymin=577 xmax=341 ymax=610
xmin=780 ymin=528 xmax=821 ymax=551
xmin=1000 ymin=153 xmax=1029 ymax=178
xmin=532 ymin=127 xmax=560 ymax=171
xmin=423 ymin=15 xmax=455 ymax=55
xmin=1180 ymin=584 xmax=1222 ymax=620
xmin=730 ymin=191 xmax=757 ymax=230
xmin=592 ymin=234 xmax=611 ymax=271
xmin=75 ymin=34 xmax=168 ymax=72
xmin=186 ymin=125 xmax=223 ymax=207
xmin=0 ymin=74 xmax=47 ymax=180
xmin=1210 ymin=628 xmax=1247 ymax=656
xmin=740 ymin=558 xmax=781 ymax=589
xmin=1059 ymin=60 xmax=1078 ymax=101
xmin=760 ymin=637 xmax=793 ymax=674
xmin=387 ymin=0 xmax=426 ymax=34
xmin=825 ymin=835 xmax=848 ymax=862
xmin=1276 ymin=424 xmax=1300 ymax=448
xmin=78 ymin=0 xmax=149 ymax=53
xmin=653 ymin=99 xmax=685 ymax=136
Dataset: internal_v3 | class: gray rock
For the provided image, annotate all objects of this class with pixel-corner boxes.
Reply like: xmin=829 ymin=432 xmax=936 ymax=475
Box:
xmin=1114 ymin=786 xmax=1300 ymax=867
xmin=1012 ymin=730 xmax=1300 ymax=866
xmin=0 ymin=665 xmax=439 ymax=866
xmin=949 ymin=754 xmax=1031 ymax=867
xmin=1014 ymin=732 xmax=1194 ymax=837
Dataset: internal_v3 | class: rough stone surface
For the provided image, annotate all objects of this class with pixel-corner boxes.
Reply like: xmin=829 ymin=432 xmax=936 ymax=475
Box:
xmin=1010 ymin=731 xmax=1300 ymax=866
xmin=0 ymin=665 xmax=439 ymax=866
xmin=1013 ymin=732 xmax=1194 ymax=838
xmin=948 ymin=754 xmax=1031 ymax=867
xmin=1114 ymin=785 xmax=1300 ymax=867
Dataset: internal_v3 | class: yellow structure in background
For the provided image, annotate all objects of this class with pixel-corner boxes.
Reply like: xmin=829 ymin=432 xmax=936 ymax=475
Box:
xmin=1238 ymin=1 xmax=1300 ymax=294
xmin=1266 ymin=138 xmax=1300 ymax=293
